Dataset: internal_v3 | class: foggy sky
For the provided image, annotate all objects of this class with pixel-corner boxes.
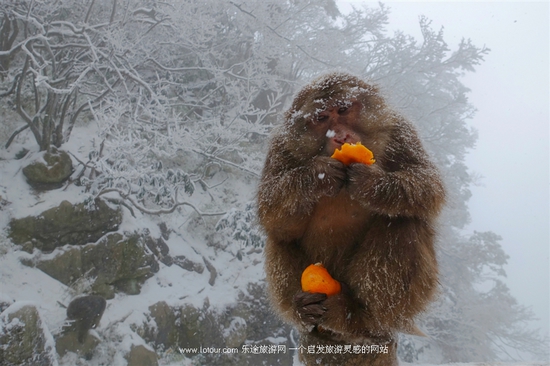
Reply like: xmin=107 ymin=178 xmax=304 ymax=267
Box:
xmin=337 ymin=0 xmax=550 ymax=343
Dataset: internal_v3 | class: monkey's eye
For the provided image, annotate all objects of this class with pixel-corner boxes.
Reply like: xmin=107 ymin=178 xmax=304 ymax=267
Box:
xmin=338 ymin=106 xmax=349 ymax=114
xmin=316 ymin=114 xmax=329 ymax=123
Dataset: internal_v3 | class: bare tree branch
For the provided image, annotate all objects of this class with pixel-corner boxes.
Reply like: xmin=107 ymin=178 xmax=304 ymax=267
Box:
xmin=97 ymin=188 xmax=226 ymax=217
xmin=4 ymin=124 xmax=29 ymax=149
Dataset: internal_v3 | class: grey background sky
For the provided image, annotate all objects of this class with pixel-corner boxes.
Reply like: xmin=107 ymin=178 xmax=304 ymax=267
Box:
xmin=337 ymin=0 xmax=550 ymax=338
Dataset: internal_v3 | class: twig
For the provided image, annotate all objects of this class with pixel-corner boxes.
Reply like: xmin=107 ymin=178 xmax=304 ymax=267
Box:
xmin=191 ymin=148 xmax=260 ymax=178
xmin=103 ymin=197 xmax=135 ymax=218
xmin=97 ymin=187 xmax=226 ymax=216
xmin=4 ymin=124 xmax=29 ymax=148
xmin=229 ymin=1 xmax=334 ymax=67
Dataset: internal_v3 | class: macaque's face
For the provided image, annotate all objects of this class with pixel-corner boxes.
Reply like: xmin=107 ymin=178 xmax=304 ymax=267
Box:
xmin=284 ymin=75 xmax=386 ymax=161
xmin=307 ymin=100 xmax=363 ymax=156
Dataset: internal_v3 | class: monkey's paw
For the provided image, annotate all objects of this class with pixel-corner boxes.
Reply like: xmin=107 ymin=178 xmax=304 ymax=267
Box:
xmin=312 ymin=156 xmax=346 ymax=196
xmin=293 ymin=291 xmax=327 ymax=326
xmin=347 ymin=162 xmax=385 ymax=201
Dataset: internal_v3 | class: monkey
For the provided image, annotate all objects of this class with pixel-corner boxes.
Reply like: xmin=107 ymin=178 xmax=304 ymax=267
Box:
xmin=258 ymin=72 xmax=445 ymax=365
xmin=65 ymin=295 xmax=106 ymax=343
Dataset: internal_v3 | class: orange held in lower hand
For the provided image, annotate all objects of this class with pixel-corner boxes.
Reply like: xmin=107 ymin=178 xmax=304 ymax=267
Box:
xmin=331 ymin=142 xmax=375 ymax=166
xmin=301 ymin=263 xmax=341 ymax=297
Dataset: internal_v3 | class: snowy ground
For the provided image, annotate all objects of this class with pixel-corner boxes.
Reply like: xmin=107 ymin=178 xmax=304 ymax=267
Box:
xmin=0 ymin=126 xmax=266 ymax=365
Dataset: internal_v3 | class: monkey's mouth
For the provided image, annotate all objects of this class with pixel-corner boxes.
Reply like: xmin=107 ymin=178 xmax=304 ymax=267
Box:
xmin=326 ymin=138 xmax=356 ymax=156
xmin=333 ymin=135 xmax=359 ymax=146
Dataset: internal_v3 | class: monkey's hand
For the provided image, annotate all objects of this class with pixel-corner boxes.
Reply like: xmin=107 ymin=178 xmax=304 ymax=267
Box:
xmin=347 ymin=162 xmax=385 ymax=202
xmin=313 ymin=282 xmax=367 ymax=337
xmin=293 ymin=291 xmax=327 ymax=328
xmin=312 ymin=156 xmax=346 ymax=197
xmin=347 ymin=158 xmax=444 ymax=218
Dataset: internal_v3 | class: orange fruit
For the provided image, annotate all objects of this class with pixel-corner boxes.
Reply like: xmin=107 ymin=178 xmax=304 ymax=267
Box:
xmin=331 ymin=142 xmax=375 ymax=166
xmin=301 ymin=263 xmax=341 ymax=296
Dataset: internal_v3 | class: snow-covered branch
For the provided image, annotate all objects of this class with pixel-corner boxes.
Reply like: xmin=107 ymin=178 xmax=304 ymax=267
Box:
xmin=97 ymin=187 xmax=226 ymax=217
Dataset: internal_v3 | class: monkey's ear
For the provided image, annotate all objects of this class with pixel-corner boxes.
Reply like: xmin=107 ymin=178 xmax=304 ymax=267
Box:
xmin=283 ymin=110 xmax=309 ymax=133
xmin=289 ymin=85 xmax=314 ymax=114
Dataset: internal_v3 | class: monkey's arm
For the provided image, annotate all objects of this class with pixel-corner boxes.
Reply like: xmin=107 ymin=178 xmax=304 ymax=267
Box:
xmin=258 ymin=145 xmax=345 ymax=242
xmin=264 ymin=237 xmax=322 ymax=332
xmin=348 ymin=119 xmax=445 ymax=219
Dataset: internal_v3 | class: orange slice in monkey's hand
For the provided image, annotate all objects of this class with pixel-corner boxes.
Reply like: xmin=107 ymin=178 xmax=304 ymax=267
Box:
xmin=331 ymin=142 xmax=375 ymax=166
xmin=301 ymin=263 xmax=341 ymax=297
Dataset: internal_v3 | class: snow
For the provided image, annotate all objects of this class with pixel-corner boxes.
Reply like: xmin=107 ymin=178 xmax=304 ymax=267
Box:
xmin=0 ymin=125 xmax=266 ymax=365
xmin=0 ymin=300 xmax=60 ymax=366
xmin=222 ymin=316 xmax=246 ymax=338
xmin=0 ymin=249 xmax=69 ymax=334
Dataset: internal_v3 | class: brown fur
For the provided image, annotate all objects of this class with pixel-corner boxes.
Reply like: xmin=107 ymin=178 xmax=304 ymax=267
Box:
xmin=258 ymin=73 xmax=445 ymax=365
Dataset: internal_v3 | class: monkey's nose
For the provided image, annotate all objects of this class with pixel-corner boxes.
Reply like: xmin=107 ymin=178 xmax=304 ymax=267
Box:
xmin=334 ymin=134 xmax=352 ymax=144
